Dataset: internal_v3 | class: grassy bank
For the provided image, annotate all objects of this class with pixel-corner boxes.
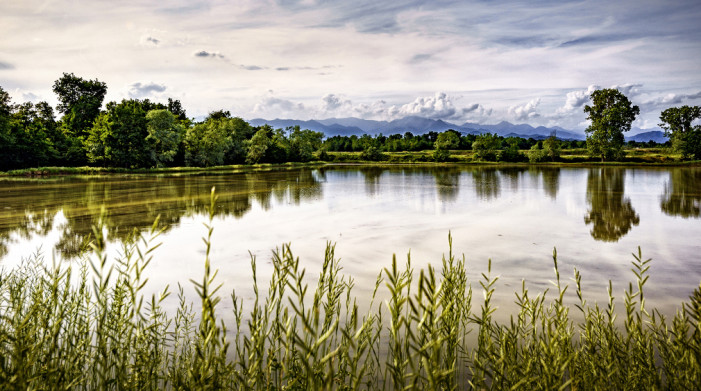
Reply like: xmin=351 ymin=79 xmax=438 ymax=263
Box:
xmin=0 ymin=191 xmax=699 ymax=390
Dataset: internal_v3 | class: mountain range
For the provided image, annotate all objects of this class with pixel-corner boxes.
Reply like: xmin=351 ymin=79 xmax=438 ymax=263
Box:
xmin=248 ymin=116 xmax=667 ymax=143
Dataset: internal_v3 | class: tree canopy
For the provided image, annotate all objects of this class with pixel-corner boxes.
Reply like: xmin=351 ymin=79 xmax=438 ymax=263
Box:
xmin=659 ymin=105 xmax=701 ymax=160
xmin=584 ymin=88 xmax=640 ymax=161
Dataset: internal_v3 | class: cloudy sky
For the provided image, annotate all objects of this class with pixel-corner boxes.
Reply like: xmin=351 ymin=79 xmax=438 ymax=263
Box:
xmin=1 ymin=0 xmax=700 ymax=131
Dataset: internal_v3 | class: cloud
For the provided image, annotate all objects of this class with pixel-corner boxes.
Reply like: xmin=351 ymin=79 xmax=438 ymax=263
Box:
xmin=21 ymin=92 xmax=40 ymax=102
xmin=194 ymin=50 xmax=225 ymax=59
xmin=0 ymin=61 xmax=14 ymax=70
xmin=252 ymin=96 xmax=307 ymax=118
xmin=509 ymin=98 xmax=541 ymax=121
xmin=321 ymin=93 xmax=351 ymax=112
xmin=390 ymin=92 xmax=459 ymax=120
xmin=240 ymin=64 xmax=264 ymax=71
xmin=558 ymin=85 xmax=599 ymax=113
xmin=643 ymin=91 xmax=701 ymax=107
xmin=140 ymin=36 xmax=160 ymax=46
xmin=612 ymin=83 xmax=643 ymax=97
xmin=128 ymin=82 xmax=167 ymax=98
xmin=409 ymin=53 xmax=432 ymax=64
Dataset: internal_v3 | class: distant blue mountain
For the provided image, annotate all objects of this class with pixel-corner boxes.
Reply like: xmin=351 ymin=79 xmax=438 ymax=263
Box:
xmin=248 ymin=118 xmax=366 ymax=137
xmin=625 ymin=131 xmax=668 ymax=143
xmin=248 ymin=116 xmax=669 ymax=142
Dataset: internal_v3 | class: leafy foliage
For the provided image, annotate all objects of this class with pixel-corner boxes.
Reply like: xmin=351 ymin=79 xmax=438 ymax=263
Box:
xmin=584 ymin=88 xmax=640 ymax=161
xmin=659 ymin=105 xmax=701 ymax=160
xmin=472 ymin=133 xmax=501 ymax=161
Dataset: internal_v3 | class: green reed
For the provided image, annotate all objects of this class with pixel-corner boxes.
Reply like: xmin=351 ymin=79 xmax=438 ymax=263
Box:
xmin=1 ymin=190 xmax=700 ymax=389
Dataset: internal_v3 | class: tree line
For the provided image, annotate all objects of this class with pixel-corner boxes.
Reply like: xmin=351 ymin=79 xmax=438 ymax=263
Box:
xmin=1 ymin=74 xmax=699 ymax=170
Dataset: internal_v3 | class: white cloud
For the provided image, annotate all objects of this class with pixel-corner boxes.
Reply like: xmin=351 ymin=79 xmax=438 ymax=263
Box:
xmin=321 ymin=93 xmax=351 ymax=112
xmin=390 ymin=92 xmax=458 ymax=119
xmin=558 ymin=85 xmax=599 ymax=113
xmin=252 ymin=95 xmax=308 ymax=119
xmin=612 ymin=83 xmax=643 ymax=97
xmin=194 ymin=50 xmax=225 ymax=59
xmin=128 ymin=82 xmax=167 ymax=98
xmin=643 ymin=91 xmax=701 ymax=107
xmin=509 ymin=98 xmax=541 ymax=121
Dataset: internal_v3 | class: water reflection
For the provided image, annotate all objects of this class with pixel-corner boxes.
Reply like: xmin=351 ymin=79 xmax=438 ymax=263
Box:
xmin=360 ymin=167 xmax=384 ymax=196
xmin=660 ymin=168 xmax=701 ymax=218
xmin=541 ymin=168 xmax=560 ymax=199
xmin=500 ymin=167 xmax=524 ymax=191
xmin=584 ymin=168 xmax=639 ymax=242
xmin=472 ymin=168 xmax=500 ymax=200
xmin=432 ymin=167 xmax=461 ymax=203
xmin=0 ymin=169 xmax=322 ymax=259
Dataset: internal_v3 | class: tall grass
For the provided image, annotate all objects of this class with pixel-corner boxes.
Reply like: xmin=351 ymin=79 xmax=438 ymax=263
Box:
xmin=1 ymin=189 xmax=700 ymax=389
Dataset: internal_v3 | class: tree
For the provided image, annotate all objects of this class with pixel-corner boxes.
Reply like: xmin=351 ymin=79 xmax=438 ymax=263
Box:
xmin=434 ymin=131 xmax=460 ymax=162
xmin=498 ymin=137 xmax=525 ymax=162
xmin=52 ymin=73 xmax=107 ymax=137
xmin=146 ymin=109 xmax=183 ymax=167
xmin=0 ymin=87 xmax=17 ymax=168
xmin=85 ymin=99 xmax=151 ymax=168
xmin=583 ymin=88 xmax=639 ymax=161
xmin=52 ymin=73 xmax=107 ymax=164
xmin=246 ymin=128 xmax=271 ymax=164
xmin=472 ymin=133 xmax=501 ymax=161
xmin=184 ymin=119 xmax=233 ymax=167
xmin=659 ymin=105 xmax=701 ymax=160
xmin=542 ymin=134 xmax=561 ymax=161
xmin=288 ymin=126 xmax=323 ymax=162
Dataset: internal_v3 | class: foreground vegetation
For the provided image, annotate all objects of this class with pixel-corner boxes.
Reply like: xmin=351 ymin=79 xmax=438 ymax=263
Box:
xmin=1 ymin=191 xmax=700 ymax=390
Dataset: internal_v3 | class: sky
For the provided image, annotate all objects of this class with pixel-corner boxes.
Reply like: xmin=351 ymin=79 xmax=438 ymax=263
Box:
xmin=1 ymin=0 xmax=700 ymax=131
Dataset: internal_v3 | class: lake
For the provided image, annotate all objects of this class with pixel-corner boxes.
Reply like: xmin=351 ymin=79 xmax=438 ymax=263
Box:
xmin=1 ymin=165 xmax=700 ymax=318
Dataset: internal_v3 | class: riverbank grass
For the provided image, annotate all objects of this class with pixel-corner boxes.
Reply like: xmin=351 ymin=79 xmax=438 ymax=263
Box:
xmin=0 ymin=190 xmax=699 ymax=389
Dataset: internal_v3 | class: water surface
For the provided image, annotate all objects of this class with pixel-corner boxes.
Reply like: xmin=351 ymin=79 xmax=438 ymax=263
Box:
xmin=1 ymin=166 xmax=700 ymax=317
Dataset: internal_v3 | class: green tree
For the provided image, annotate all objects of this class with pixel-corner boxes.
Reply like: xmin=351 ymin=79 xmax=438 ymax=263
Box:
xmin=659 ymin=105 xmax=701 ymax=160
xmin=246 ymin=128 xmax=271 ymax=164
xmin=146 ymin=109 xmax=183 ymax=167
xmin=472 ymin=133 xmax=501 ymax=161
xmin=184 ymin=119 xmax=233 ymax=167
xmin=85 ymin=99 xmax=151 ymax=168
xmin=0 ymin=88 xmax=19 ymax=169
xmin=498 ymin=138 xmax=525 ymax=162
xmin=288 ymin=126 xmax=323 ymax=162
xmin=52 ymin=73 xmax=108 ymax=164
xmin=584 ymin=88 xmax=640 ymax=161
xmin=225 ymin=117 xmax=255 ymax=164
xmin=434 ymin=130 xmax=460 ymax=161
xmin=542 ymin=134 xmax=561 ymax=161
xmin=527 ymin=142 xmax=547 ymax=163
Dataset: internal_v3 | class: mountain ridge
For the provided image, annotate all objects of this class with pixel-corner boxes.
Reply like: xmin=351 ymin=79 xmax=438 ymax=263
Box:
xmin=247 ymin=116 xmax=666 ymax=142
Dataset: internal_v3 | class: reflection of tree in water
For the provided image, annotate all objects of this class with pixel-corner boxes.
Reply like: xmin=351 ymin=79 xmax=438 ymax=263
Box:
xmin=0 ymin=169 xmax=322 ymax=259
xmin=660 ymin=168 xmax=701 ymax=218
xmin=360 ymin=167 xmax=384 ymax=196
xmin=500 ymin=167 xmax=524 ymax=191
xmin=432 ymin=167 xmax=461 ymax=203
xmin=541 ymin=167 xmax=560 ymax=200
xmin=472 ymin=168 xmax=500 ymax=200
xmin=584 ymin=168 xmax=639 ymax=242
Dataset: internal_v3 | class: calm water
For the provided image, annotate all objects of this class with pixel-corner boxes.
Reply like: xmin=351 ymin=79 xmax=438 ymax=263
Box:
xmin=1 ymin=165 xmax=700 ymax=317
